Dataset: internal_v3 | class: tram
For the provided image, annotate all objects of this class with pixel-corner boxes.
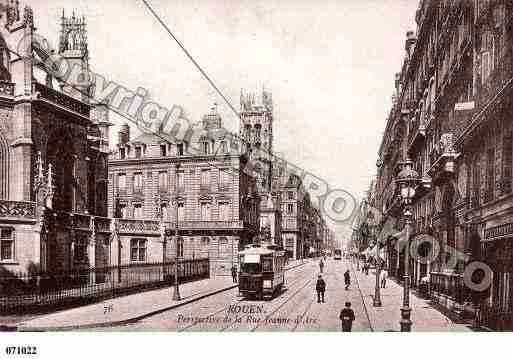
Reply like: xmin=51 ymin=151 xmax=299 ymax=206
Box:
xmin=238 ymin=243 xmax=286 ymax=300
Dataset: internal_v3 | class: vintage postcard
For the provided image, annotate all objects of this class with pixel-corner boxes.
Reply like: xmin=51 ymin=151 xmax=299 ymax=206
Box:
xmin=0 ymin=1 xmax=508 ymax=349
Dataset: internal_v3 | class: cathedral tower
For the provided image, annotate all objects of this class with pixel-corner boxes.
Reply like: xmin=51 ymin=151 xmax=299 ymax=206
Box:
xmin=239 ymin=88 xmax=274 ymax=192
xmin=58 ymin=10 xmax=90 ymax=101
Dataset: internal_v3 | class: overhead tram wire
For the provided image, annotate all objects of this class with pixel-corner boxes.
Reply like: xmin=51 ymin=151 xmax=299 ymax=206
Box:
xmin=139 ymin=0 xmax=242 ymax=122
xmin=7 ymin=42 xmax=245 ymax=180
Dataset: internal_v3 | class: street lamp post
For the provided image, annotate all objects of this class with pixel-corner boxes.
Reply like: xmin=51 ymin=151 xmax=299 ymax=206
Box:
xmin=155 ymin=193 xmax=165 ymax=279
xmin=373 ymin=238 xmax=382 ymax=307
xmin=395 ymin=158 xmax=420 ymax=332
xmin=172 ymin=162 xmax=181 ymax=301
xmin=366 ymin=210 xmax=382 ymax=307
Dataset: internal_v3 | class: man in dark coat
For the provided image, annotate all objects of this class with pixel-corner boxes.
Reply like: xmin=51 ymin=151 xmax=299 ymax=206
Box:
xmin=231 ymin=265 xmax=237 ymax=283
xmin=339 ymin=302 xmax=355 ymax=332
xmin=344 ymin=269 xmax=351 ymax=290
xmin=316 ymin=275 xmax=326 ymax=303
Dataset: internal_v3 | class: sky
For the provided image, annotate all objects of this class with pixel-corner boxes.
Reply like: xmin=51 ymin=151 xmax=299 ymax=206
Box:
xmin=30 ymin=0 xmax=418 ymax=244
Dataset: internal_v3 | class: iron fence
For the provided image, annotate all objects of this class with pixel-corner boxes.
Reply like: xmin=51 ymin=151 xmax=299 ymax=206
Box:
xmin=0 ymin=258 xmax=209 ymax=314
xmin=429 ymin=272 xmax=469 ymax=305
xmin=478 ymin=304 xmax=513 ymax=331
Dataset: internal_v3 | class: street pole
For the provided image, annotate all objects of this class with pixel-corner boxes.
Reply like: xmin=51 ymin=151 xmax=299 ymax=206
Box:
xmin=400 ymin=208 xmax=412 ymax=331
xmin=172 ymin=163 xmax=181 ymax=301
xmin=373 ymin=233 xmax=382 ymax=307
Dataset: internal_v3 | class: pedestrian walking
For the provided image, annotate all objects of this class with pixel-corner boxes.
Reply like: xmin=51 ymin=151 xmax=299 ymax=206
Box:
xmin=380 ymin=269 xmax=388 ymax=288
xmin=365 ymin=263 xmax=369 ymax=275
xmin=319 ymin=259 xmax=325 ymax=273
xmin=315 ymin=275 xmax=326 ymax=303
xmin=231 ymin=265 xmax=238 ymax=283
xmin=344 ymin=269 xmax=351 ymax=290
xmin=339 ymin=302 xmax=355 ymax=332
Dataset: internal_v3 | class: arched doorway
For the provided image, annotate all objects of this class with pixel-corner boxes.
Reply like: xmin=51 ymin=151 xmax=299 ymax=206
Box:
xmin=46 ymin=128 xmax=75 ymax=212
xmin=95 ymin=156 xmax=108 ymax=217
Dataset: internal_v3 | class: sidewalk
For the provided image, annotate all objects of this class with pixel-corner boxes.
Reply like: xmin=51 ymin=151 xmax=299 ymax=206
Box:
xmin=13 ymin=258 xmax=308 ymax=331
xmin=351 ymin=261 xmax=473 ymax=332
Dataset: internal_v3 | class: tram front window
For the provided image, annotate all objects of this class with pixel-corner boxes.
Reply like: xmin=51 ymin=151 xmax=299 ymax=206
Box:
xmin=242 ymin=263 xmax=261 ymax=274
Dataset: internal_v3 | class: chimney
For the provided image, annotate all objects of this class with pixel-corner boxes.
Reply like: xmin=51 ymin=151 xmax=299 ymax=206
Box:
xmin=118 ymin=123 xmax=130 ymax=145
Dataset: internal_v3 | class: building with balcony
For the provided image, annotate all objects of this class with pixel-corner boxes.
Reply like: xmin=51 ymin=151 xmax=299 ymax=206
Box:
xmin=0 ymin=5 xmax=110 ymax=276
xmin=372 ymin=0 xmax=513 ymax=330
xmin=278 ymin=174 xmax=308 ymax=259
xmin=108 ymin=107 xmax=260 ymax=275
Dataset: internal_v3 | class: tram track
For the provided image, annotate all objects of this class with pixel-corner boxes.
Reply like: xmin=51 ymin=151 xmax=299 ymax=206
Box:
xmin=290 ymin=296 xmax=315 ymax=331
xmin=350 ymin=260 xmax=374 ymax=332
xmin=248 ymin=277 xmax=314 ymax=332
xmin=178 ymin=262 xmax=314 ymax=332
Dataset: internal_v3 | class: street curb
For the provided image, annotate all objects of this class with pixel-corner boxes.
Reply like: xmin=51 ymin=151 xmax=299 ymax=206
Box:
xmin=15 ymin=259 xmax=310 ymax=332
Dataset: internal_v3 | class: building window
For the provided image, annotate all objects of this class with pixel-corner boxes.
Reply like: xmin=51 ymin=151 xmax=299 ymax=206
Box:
xmin=160 ymin=144 xmax=167 ymax=157
xmin=219 ymin=202 xmax=229 ymax=221
xmin=219 ymin=169 xmax=230 ymax=188
xmin=118 ymin=173 xmax=126 ymax=192
xmin=119 ymin=148 xmax=126 ymax=159
xmin=0 ymin=228 xmax=14 ymax=261
xmin=177 ymin=143 xmax=184 ymax=156
xmin=201 ymin=236 xmax=210 ymax=245
xmin=119 ymin=203 xmax=127 ymax=218
xmin=202 ymin=142 xmax=210 ymax=154
xmin=130 ymin=238 xmax=147 ymax=262
xmin=288 ymin=191 xmax=294 ymax=200
xmin=200 ymin=202 xmax=211 ymax=220
xmin=201 ymin=169 xmax=210 ymax=189
xmin=472 ymin=159 xmax=481 ymax=207
xmin=177 ymin=170 xmax=185 ymax=190
xmin=485 ymin=148 xmax=495 ymax=203
xmin=177 ymin=202 xmax=185 ymax=221
xmin=161 ymin=203 xmax=168 ymax=220
xmin=134 ymin=203 xmax=143 ymax=218
xmin=220 ymin=141 xmax=228 ymax=154
xmin=158 ymin=171 xmax=168 ymax=192
xmin=503 ymin=132 xmax=512 ymax=195
xmin=135 ymin=146 xmax=142 ymax=159
xmin=74 ymin=237 xmax=88 ymax=263
xmin=287 ymin=203 xmax=294 ymax=214
xmin=219 ymin=236 xmax=228 ymax=244
xmin=134 ymin=172 xmax=143 ymax=193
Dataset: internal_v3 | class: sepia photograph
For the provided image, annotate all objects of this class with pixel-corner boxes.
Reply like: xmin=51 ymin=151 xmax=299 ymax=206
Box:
xmin=0 ymin=0 xmax=511 ymax=355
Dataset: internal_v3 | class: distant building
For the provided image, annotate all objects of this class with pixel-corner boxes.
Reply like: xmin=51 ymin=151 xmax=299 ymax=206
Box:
xmin=108 ymin=106 xmax=260 ymax=274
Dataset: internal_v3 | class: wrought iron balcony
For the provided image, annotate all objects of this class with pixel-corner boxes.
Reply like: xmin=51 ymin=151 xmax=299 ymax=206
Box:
xmin=0 ymin=200 xmax=36 ymax=220
xmin=117 ymin=219 xmax=160 ymax=234
xmin=116 ymin=218 xmax=245 ymax=234
xmin=427 ymin=133 xmax=459 ymax=184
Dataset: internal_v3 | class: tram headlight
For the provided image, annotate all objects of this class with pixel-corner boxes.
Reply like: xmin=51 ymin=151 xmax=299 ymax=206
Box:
xmin=263 ymin=280 xmax=272 ymax=288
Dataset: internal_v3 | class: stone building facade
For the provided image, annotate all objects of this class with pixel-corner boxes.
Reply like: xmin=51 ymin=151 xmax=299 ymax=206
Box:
xmin=108 ymin=107 xmax=260 ymax=275
xmin=372 ymin=0 xmax=513 ymax=329
xmin=0 ymin=4 xmax=110 ymax=276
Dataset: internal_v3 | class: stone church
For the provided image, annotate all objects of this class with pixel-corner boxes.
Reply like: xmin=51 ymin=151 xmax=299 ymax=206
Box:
xmin=0 ymin=3 xmax=110 ymax=276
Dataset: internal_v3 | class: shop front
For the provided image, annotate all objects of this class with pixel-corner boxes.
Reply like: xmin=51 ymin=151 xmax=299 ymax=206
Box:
xmin=481 ymin=223 xmax=513 ymax=330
